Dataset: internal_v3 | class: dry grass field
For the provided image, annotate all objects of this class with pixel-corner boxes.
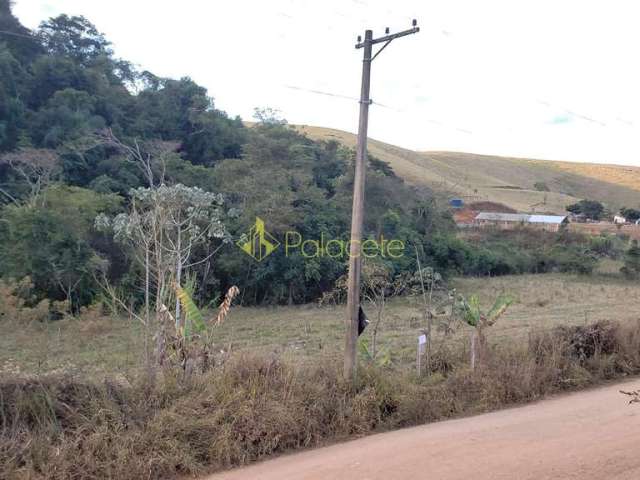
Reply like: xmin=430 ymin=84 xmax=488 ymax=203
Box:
xmin=295 ymin=125 xmax=640 ymax=214
xmin=3 ymin=273 xmax=639 ymax=378
xmin=4 ymin=273 xmax=640 ymax=480
xmin=554 ymin=161 xmax=640 ymax=192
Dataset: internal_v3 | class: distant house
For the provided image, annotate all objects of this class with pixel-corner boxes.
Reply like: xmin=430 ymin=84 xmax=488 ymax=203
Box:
xmin=613 ymin=215 xmax=627 ymax=225
xmin=474 ymin=212 xmax=568 ymax=232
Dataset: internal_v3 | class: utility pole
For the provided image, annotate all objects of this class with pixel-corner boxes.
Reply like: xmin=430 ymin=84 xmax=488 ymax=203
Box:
xmin=344 ymin=21 xmax=420 ymax=383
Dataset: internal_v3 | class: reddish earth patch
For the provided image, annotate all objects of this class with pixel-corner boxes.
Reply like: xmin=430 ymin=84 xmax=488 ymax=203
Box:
xmin=452 ymin=208 xmax=478 ymax=225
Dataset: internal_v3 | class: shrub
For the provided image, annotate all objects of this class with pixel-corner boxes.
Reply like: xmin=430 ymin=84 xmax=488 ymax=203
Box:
xmin=621 ymin=240 xmax=640 ymax=279
xmin=552 ymin=321 xmax=619 ymax=360
xmin=533 ymin=181 xmax=550 ymax=192
xmin=0 ymin=278 xmax=52 ymax=323
xmin=545 ymin=245 xmax=597 ymax=274
xmin=588 ymin=234 xmax=620 ymax=257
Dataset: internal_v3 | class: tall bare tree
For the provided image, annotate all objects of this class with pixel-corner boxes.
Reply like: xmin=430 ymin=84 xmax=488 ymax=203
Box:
xmin=97 ymin=184 xmax=228 ymax=366
xmin=0 ymin=149 xmax=60 ymax=206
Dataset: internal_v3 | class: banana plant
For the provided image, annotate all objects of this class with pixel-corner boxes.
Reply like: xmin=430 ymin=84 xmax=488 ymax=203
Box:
xmin=175 ymin=283 xmax=206 ymax=341
xmin=358 ymin=337 xmax=392 ymax=368
xmin=458 ymin=293 xmax=513 ymax=369
xmin=160 ymin=283 xmax=239 ymax=374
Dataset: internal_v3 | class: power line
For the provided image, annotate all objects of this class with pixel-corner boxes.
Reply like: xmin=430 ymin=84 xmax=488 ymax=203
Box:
xmin=285 ymin=85 xmax=357 ymax=102
xmin=616 ymin=117 xmax=635 ymax=127
xmin=284 ymin=84 xmax=476 ymax=135
xmin=0 ymin=29 xmax=37 ymax=40
xmin=537 ymin=99 xmax=607 ymax=127
xmin=284 ymin=84 xmax=396 ymax=109
xmin=272 ymin=7 xmax=629 ymax=129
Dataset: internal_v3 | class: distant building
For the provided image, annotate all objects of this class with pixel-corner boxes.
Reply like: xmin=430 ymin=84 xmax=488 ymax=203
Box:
xmin=613 ymin=215 xmax=627 ymax=225
xmin=474 ymin=212 xmax=568 ymax=232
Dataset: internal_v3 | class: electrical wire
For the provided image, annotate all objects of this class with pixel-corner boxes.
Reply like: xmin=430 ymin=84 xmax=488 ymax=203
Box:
xmin=0 ymin=29 xmax=37 ymax=40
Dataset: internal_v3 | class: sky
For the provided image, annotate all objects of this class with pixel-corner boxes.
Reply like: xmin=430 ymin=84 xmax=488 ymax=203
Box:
xmin=12 ymin=0 xmax=640 ymax=166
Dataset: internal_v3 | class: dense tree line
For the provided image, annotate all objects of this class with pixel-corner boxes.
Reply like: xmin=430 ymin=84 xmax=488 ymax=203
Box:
xmin=0 ymin=4 xmax=457 ymax=310
xmin=0 ymin=3 xmax=615 ymax=313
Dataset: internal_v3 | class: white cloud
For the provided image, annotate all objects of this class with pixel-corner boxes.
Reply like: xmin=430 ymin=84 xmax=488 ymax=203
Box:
xmin=12 ymin=0 xmax=640 ymax=165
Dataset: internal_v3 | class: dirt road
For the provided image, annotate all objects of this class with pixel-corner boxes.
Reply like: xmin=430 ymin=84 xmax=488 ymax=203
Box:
xmin=207 ymin=380 xmax=640 ymax=480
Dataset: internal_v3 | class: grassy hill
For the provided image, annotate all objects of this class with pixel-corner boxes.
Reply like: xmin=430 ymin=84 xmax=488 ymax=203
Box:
xmin=295 ymin=125 xmax=640 ymax=214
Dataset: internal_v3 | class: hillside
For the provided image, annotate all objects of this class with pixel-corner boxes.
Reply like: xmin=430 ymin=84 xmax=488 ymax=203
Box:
xmin=296 ymin=125 xmax=640 ymax=214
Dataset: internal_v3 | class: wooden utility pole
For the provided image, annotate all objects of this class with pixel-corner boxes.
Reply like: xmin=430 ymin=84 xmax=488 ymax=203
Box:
xmin=344 ymin=21 xmax=420 ymax=382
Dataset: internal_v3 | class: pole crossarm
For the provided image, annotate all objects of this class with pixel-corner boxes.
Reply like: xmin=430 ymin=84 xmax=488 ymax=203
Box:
xmin=371 ymin=39 xmax=392 ymax=62
xmin=355 ymin=26 xmax=420 ymax=49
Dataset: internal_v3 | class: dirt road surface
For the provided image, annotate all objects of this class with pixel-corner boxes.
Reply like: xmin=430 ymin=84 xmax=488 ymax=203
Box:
xmin=206 ymin=380 xmax=640 ymax=480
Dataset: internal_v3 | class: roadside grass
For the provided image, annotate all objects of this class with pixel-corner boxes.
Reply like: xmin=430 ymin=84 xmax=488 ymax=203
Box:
xmin=2 ymin=273 xmax=640 ymax=378
xmin=3 ymin=317 xmax=640 ymax=480
xmin=2 ymin=272 xmax=640 ymax=479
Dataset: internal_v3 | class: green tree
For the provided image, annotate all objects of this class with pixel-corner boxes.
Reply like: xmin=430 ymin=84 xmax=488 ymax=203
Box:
xmin=0 ymin=0 xmax=43 ymax=62
xmin=38 ymin=14 xmax=112 ymax=65
xmin=133 ymin=77 xmax=245 ymax=166
xmin=621 ymin=240 xmax=640 ymax=279
xmin=0 ymin=44 xmax=29 ymax=151
xmin=28 ymin=55 xmax=87 ymax=109
xmin=31 ymin=89 xmax=104 ymax=148
xmin=566 ymin=199 xmax=605 ymax=220
xmin=253 ymin=107 xmax=287 ymax=125
xmin=620 ymin=208 xmax=640 ymax=222
xmin=96 ymin=184 xmax=228 ymax=328
xmin=0 ymin=185 xmax=121 ymax=309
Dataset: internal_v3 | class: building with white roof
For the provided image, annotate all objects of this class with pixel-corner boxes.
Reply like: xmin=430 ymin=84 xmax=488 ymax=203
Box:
xmin=474 ymin=212 xmax=568 ymax=232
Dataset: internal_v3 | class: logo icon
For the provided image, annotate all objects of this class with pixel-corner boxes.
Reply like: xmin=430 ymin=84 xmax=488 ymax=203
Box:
xmin=237 ymin=217 xmax=280 ymax=261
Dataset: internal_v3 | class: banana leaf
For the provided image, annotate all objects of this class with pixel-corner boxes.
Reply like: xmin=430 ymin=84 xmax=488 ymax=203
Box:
xmin=486 ymin=294 xmax=513 ymax=325
xmin=175 ymin=284 xmax=206 ymax=339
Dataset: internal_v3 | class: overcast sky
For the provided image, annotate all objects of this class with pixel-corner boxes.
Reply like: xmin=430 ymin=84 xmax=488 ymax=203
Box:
xmin=13 ymin=0 xmax=640 ymax=166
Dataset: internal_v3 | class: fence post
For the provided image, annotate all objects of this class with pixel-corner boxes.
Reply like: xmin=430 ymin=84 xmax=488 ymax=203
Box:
xmin=417 ymin=333 xmax=427 ymax=376
xmin=470 ymin=330 xmax=477 ymax=371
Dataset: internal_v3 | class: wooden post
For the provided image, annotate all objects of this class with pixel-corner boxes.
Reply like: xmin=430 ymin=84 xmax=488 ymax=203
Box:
xmin=470 ymin=329 xmax=477 ymax=371
xmin=344 ymin=23 xmax=419 ymax=383
xmin=344 ymin=29 xmax=372 ymax=383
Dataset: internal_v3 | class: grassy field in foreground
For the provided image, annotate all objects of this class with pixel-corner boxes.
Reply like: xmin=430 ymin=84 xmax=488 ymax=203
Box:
xmin=2 ymin=273 xmax=639 ymax=379
xmin=3 ymin=272 xmax=640 ymax=480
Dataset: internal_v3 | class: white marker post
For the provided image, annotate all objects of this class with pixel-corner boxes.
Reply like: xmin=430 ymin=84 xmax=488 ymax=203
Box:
xmin=417 ymin=333 xmax=428 ymax=376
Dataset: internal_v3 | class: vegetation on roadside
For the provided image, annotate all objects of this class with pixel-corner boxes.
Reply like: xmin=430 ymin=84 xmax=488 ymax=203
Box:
xmin=3 ymin=318 xmax=640 ymax=480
